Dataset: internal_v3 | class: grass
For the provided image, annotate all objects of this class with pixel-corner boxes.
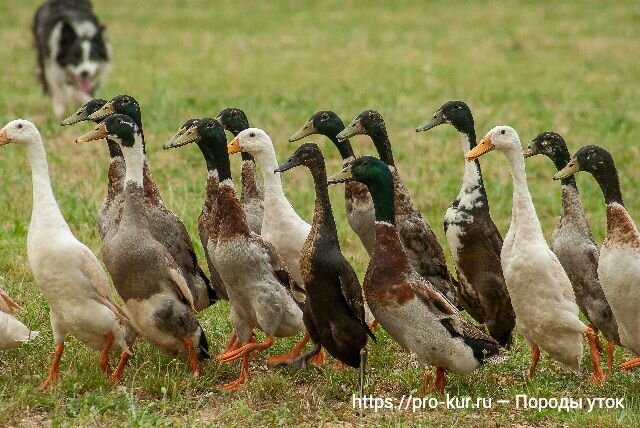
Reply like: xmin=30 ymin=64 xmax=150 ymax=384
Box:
xmin=1 ymin=0 xmax=640 ymax=426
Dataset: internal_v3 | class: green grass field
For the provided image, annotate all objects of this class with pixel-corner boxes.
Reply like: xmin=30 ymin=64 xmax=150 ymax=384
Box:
xmin=1 ymin=0 xmax=640 ymax=426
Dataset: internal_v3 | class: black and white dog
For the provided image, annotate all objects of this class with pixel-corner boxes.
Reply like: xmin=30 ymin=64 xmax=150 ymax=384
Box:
xmin=32 ymin=0 xmax=111 ymax=117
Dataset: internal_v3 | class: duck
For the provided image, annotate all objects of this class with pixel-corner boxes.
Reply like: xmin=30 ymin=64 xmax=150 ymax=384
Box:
xmin=0 ymin=286 xmax=39 ymax=350
xmin=216 ymin=108 xmax=264 ymax=235
xmin=228 ymin=128 xmax=311 ymax=300
xmin=416 ymin=101 xmax=515 ymax=348
xmin=337 ymin=110 xmax=458 ymax=305
xmin=86 ymin=95 xmax=216 ymax=312
xmin=289 ymin=111 xmax=375 ymax=255
xmin=165 ymin=119 xmax=229 ymax=302
xmin=60 ymin=98 xmax=124 ymax=240
xmin=167 ymin=119 xmax=307 ymax=390
xmin=525 ymin=133 xmax=620 ymax=373
xmin=76 ymin=114 xmax=210 ymax=377
xmin=328 ymin=156 xmax=504 ymax=392
xmin=274 ymin=143 xmax=376 ymax=374
xmin=0 ymin=119 xmax=136 ymax=390
xmin=553 ymin=145 xmax=640 ymax=372
xmin=466 ymin=126 xmax=603 ymax=382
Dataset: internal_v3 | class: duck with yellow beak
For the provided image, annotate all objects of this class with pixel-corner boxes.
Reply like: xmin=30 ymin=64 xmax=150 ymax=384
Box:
xmin=465 ymin=126 xmax=604 ymax=383
xmin=553 ymin=145 xmax=640 ymax=373
xmin=76 ymin=115 xmax=211 ymax=378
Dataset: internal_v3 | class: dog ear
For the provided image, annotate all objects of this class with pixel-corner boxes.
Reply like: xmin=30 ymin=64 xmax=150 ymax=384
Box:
xmin=59 ymin=21 xmax=77 ymax=47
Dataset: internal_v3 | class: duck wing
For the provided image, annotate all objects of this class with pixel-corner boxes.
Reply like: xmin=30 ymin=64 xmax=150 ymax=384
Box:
xmin=79 ymin=245 xmax=130 ymax=322
xmin=262 ymin=237 xmax=305 ymax=307
xmin=337 ymin=261 xmax=376 ymax=341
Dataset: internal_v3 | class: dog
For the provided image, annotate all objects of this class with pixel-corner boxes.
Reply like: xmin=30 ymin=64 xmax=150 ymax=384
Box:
xmin=32 ymin=0 xmax=111 ymax=117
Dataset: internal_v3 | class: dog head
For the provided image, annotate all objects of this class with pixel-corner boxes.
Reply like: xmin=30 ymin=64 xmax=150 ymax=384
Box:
xmin=53 ymin=19 xmax=111 ymax=94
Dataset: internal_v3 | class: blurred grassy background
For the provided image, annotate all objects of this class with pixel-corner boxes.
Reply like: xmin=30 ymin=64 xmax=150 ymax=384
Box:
xmin=1 ymin=0 xmax=639 ymax=426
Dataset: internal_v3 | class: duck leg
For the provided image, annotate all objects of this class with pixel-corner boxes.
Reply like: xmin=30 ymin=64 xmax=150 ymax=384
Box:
xmin=218 ymin=336 xmax=274 ymax=363
xmin=620 ymin=357 xmax=640 ymax=371
xmin=221 ymin=331 xmax=240 ymax=355
xmin=218 ymin=352 xmax=252 ymax=391
xmin=605 ymin=341 xmax=615 ymax=377
xmin=584 ymin=327 xmax=604 ymax=384
xmin=266 ymin=333 xmax=310 ymax=365
xmin=183 ymin=336 xmax=201 ymax=377
xmin=525 ymin=346 xmax=540 ymax=380
xmin=588 ymin=323 xmax=604 ymax=352
xmin=98 ymin=332 xmax=115 ymax=376
xmin=434 ymin=367 xmax=447 ymax=392
xmin=37 ymin=343 xmax=64 ymax=392
xmin=310 ymin=349 xmax=325 ymax=365
xmin=369 ymin=320 xmax=379 ymax=331
xmin=111 ymin=351 xmax=132 ymax=383
xmin=421 ymin=369 xmax=433 ymax=394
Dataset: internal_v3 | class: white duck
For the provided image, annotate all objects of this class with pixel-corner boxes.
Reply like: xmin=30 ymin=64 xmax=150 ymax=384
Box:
xmin=0 ymin=120 xmax=135 ymax=390
xmin=0 ymin=286 xmax=39 ymax=350
xmin=228 ymin=128 xmax=311 ymax=298
xmin=465 ymin=126 xmax=603 ymax=383
xmin=553 ymin=145 xmax=640 ymax=372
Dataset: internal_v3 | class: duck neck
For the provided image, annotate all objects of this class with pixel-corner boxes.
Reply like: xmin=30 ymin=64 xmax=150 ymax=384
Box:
xmin=329 ymin=134 xmax=355 ymax=161
xmin=106 ymin=138 xmax=123 ymax=159
xmin=196 ymin=141 xmax=218 ymax=173
xmin=253 ymin=147 xmax=285 ymax=198
xmin=309 ymin=164 xmax=339 ymax=243
xmin=370 ymin=127 xmax=395 ymax=167
xmin=503 ymin=147 xmax=541 ymax=230
xmin=24 ymin=140 xmax=69 ymax=231
xmin=458 ymin=130 xmax=486 ymax=200
xmin=366 ymin=175 xmax=396 ymax=225
xmin=593 ymin=168 xmax=624 ymax=207
xmin=217 ymin=179 xmax=252 ymax=237
xmin=121 ymin=134 xmax=145 ymax=188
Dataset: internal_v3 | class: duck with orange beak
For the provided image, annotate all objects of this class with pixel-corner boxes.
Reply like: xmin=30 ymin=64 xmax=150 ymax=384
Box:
xmin=465 ymin=126 xmax=604 ymax=383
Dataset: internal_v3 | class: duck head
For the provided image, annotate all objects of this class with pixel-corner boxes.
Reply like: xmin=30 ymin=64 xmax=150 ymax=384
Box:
xmin=554 ymin=145 xmax=622 ymax=205
xmin=275 ymin=142 xmax=325 ymax=173
xmin=289 ymin=111 xmax=345 ymax=142
xmin=88 ymin=95 xmax=141 ymax=125
xmin=164 ymin=118 xmax=199 ymax=148
xmin=216 ymin=108 xmax=249 ymax=137
xmin=416 ymin=100 xmax=474 ymax=135
xmin=329 ymin=156 xmax=395 ymax=223
xmin=227 ymin=128 xmax=272 ymax=158
xmin=60 ymin=98 xmax=107 ymax=126
xmin=524 ymin=132 xmax=568 ymax=160
xmin=554 ymin=145 xmax=616 ymax=180
xmin=466 ymin=126 xmax=520 ymax=161
xmin=0 ymin=120 xmax=42 ymax=147
xmin=76 ymin=114 xmax=141 ymax=149
xmin=336 ymin=110 xmax=385 ymax=142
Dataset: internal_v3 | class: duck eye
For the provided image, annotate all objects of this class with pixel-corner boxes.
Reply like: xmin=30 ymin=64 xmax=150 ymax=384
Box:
xmin=16 ymin=123 xmax=23 ymax=129
xmin=207 ymin=123 xmax=213 ymax=128
xmin=249 ymin=132 xmax=255 ymax=137
xmin=500 ymin=129 xmax=506 ymax=135
xmin=321 ymin=113 xmax=329 ymax=120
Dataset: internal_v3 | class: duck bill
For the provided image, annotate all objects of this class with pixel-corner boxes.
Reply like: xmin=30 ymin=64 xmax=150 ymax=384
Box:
xmin=87 ymin=101 xmax=115 ymax=121
xmin=274 ymin=157 xmax=300 ymax=173
xmin=553 ymin=159 xmax=580 ymax=180
xmin=416 ymin=110 xmax=445 ymax=132
xmin=336 ymin=119 xmax=364 ymax=142
xmin=522 ymin=146 xmax=536 ymax=158
xmin=227 ymin=136 xmax=242 ymax=155
xmin=327 ymin=165 xmax=354 ymax=184
xmin=60 ymin=107 xmax=90 ymax=126
xmin=164 ymin=126 xmax=198 ymax=149
xmin=288 ymin=119 xmax=317 ymax=142
xmin=0 ymin=128 xmax=11 ymax=146
xmin=76 ymin=123 xmax=108 ymax=144
xmin=465 ymin=137 xmax=494 ymax=161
